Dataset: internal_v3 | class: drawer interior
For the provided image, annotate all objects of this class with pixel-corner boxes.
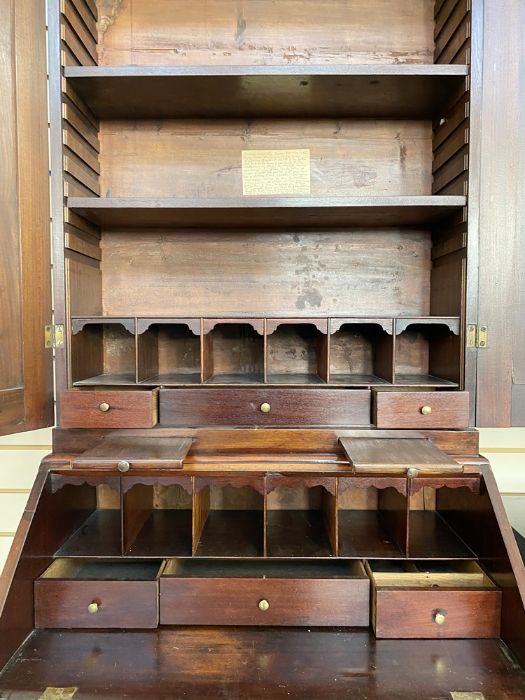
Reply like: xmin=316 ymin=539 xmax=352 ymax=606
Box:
xmin=39 ymin=559 xmax=164 ymax=581
xmin=162 ymin=559 xmax=366 ymax=579
xmin=367 ymin=560 xmax=497 ymax=589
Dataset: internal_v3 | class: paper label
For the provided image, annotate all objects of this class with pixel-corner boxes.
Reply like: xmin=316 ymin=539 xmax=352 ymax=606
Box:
xmin=39 ymin=690 xmax=77 ymax=699
xmin=242 ymin=149 xmax=311 ymax=196
xmin=450 ymin=693 xmax=486 ymax=700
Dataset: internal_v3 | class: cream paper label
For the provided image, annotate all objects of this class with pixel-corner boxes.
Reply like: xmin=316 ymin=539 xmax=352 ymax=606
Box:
xmin=242 ymin=149 xmax=311 ymax=196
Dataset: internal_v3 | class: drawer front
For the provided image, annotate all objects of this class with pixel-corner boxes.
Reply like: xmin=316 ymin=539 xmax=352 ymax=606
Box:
xmin=373 ymin=588 xmax=501 ymax=639
xmin=34 ymin=580 xmax=158 ymax=629
xmin=374 ymin=391 xmax=469 ymax=429
xmin=159 ymin=388 xmax=371 ymax=427
xmin=60 ymin=390 xmax=158 ymax=428
xmin=160 ymin=577 xmax=370 ymax=626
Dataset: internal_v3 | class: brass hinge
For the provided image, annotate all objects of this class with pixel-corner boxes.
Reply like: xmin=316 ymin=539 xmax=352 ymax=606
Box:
xmin=466 ymin=324 xmax=488 ymax=348
xmin=44 ymin=324 xmax=64 ymax=349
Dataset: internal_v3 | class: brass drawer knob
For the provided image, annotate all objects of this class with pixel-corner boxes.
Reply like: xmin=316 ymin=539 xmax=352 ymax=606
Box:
xmin=87 ymin=602 xmax=99 ymax=614
xmin=117 ymin=460 xmax=130 ymax=472
xmin=258 ymin=599 xmax=270 ymax=611
xmin=260 ymin=402 xmax=271 ymax=414
xmin=98 ymin=402 xmax=110 ymax=412
xmin=420 ymin=405 xmax=432 ymax=416
xmin=433 ymin=610 xmax=446 ymax=625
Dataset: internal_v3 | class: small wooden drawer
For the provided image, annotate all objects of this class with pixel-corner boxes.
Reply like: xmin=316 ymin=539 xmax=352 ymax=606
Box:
xmin=374 ymin=390 xmax=469 ymax=428
xmin=367 ymin=560 xmax=501 ymax=639
xmin=35 ymin=559 xmax=163 ymax=629
xmin=60 ymin=389 xmax=159 ymax=428
xmin=160 ymin=560 xmax=370 ymax=626
xmin=159 ymin=388 xmax=371 ymax=427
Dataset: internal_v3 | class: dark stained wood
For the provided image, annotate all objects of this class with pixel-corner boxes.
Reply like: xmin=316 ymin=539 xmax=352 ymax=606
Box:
xmin=35 ymin=579 xmax=159 ymax=629
xmin=56 ymin=510 xmax=122 ymax=557
xmin=60 ymin=389 xmax=159 ymax=428
xmin=52 ymin=427 xmax=481 ymax=458
xmin=159 ymin=389 xmax=371 ymax=427
xmin=438 ymin=466 xmax=525 ymax=666
xmin=4 ymin=0 xmax=525 ymax=688
xmin=340 ymin=437 xmax=461 ymax=473
xmin=373 ymin=589 xmax=500 ymax=639
xmin=160 ymin=561 xmax=369 ymax=626
xmin=408 ymin=511 xmax=475 ymax=559
xmin=72 ymin=436 xmax=193 ymax=468
xmin=0 ymin=0 xmax=53 ymax=435
xmin=69 ymin=195 xmax=467 ymax=229
xmin=374 ymin=390 xmax=470 ymax=428
xmin=3 ymin=628 xmax=525 ymax=699
xmin=64 ymin=65 xmax=469 ymax=120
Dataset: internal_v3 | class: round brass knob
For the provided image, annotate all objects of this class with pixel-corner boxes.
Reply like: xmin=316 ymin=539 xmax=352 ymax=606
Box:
xmin=258 ymin=599 xmax=270 ymax=611
xmin=260 ymin=402 xmax=271 ymax=414
xmin=98 ymin=402 xmax=110 ymax=413
xmin=87 ymin=602 xmax=99 ymax=614
xmin=433 ymin=610 xmax=446 ymax=625
xmin=117 ymin=460 xmax=130 ymax=472
xmin=420 ymin=405 xmax=432 ymax=416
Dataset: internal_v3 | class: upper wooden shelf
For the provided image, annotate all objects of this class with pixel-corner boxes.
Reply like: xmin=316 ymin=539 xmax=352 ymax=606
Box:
xmin=64 ymin=64 xmax=468 ymax=119
xmin=67 ymin=196 xmax=466 ymax=229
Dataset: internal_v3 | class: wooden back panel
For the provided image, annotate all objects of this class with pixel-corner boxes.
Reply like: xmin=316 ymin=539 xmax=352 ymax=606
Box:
xmin=96 ymin=0 xmax=434 ymax=66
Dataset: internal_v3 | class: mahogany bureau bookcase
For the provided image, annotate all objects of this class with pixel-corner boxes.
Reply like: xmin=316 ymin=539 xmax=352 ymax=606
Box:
xmin=1 ymin=0 xmax=525 ymax=697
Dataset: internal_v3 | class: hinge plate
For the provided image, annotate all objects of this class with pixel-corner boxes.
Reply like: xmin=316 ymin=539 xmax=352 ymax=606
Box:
xmin=466 ymin=324 xmax=487 ymax=348
xmin=45 ymin=324 xmax=64 ymax=349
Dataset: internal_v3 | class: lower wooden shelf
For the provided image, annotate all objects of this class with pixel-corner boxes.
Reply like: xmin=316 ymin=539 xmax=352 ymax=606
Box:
xmin=266 ymin=510 xmax=334 ymax=558
xmin=56 ymin=511 xmax=122 ymax=558
xmin=195 ymin=510 xmax=264 ymax=558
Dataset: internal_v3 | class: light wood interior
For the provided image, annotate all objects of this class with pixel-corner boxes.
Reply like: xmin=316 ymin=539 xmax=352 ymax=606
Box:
xmin=98 ymin=119 xmax=432 ymax=198
xmin=95 ymin=0 xmax=435 ymax=67
xmin=368 ymin=560 xmax=496 ymax=589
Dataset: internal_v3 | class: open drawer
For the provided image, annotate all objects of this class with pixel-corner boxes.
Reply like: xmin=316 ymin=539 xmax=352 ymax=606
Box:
xmin=34 ymin=559 xmax=164 ymax=629
xmin=367 ymin=560 xmax=501 ymax=639
xmin=160 ymin=559 xmax=370 ymax=626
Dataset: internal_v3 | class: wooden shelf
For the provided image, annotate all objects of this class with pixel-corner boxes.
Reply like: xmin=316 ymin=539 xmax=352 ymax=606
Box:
xmin=125 ymin=511 xmax=192 ymax=558
xmin=395 ymin=374 xmax=459 ymax=387
xmin=195 ymin=511 xmax=264 ymax=557
xmin=338 ymin=511 xmax=405 ymax=559
xmin=64 ymin=64 xmax=468 ymax=119
xmin=56 ymin=511 xmax=122 ymax=558
xmin=267 ymin=511 xmax=334 ymax=558
xmin=68 ymin=196 xmax=466 ymax=229
xmin=409 ymin=512 xmax=475 ymax=559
